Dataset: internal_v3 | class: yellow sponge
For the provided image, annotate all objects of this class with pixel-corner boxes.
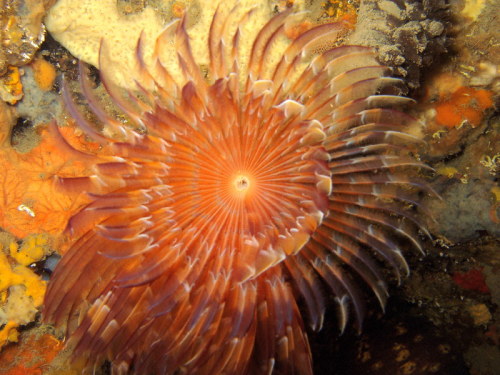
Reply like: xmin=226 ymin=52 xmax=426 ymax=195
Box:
xmin=0 ymin=236 xmax=49 ymax=349
xmin=9 ymin=234 xmax=50 ymax=266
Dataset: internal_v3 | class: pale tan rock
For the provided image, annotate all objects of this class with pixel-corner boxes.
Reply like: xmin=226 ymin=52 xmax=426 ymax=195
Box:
xmin=45 ymin=0 xmax=297 ymax=90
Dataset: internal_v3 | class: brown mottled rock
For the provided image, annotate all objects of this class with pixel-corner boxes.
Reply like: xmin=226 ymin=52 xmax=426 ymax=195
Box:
xmin=0 ymin=99 xmax=16 ymax=146
xmin=348 ymin=0 xmax=448 ymax=90
xmin=0 ymin=0 xmax=56 ymax=72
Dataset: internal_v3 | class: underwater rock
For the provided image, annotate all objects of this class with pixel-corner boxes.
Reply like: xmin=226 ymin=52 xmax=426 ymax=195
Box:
xmin=428 ymin=179 xmax=500 ymax=243
xmin=44 ymin=0 xmax=166 ymax=89
xmin=0 ymin=0 xmax=55 ymax=72
xmin=16 ymin=57 xmax=62 ymax=128
xmin=313 ymin=304 xmax=470 ymax=375
xmin=45 ymin=0 xmax=291 ymax=90
xmin=348 ymin=0 xmax=448 ymax=90
xmin=0 ymin=99 xmax=16 ymax=146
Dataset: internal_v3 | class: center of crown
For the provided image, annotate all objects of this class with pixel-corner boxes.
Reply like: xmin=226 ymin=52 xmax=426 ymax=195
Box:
xmin=232 ymin=173 xmax=252 ymax=194
xmin=234 ymin=176 xmax=250 ymax=191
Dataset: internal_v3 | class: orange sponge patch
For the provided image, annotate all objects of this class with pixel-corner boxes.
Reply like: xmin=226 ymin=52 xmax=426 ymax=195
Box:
xmin=31 ymin=58 xmax=57 ymax=92
xmin=435 ymin=87 xmax=494 ymax=128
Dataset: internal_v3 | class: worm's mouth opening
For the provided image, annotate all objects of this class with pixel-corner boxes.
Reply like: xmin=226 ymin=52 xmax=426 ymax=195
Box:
xmin=232 ymin=173 xmax=252 ymax=194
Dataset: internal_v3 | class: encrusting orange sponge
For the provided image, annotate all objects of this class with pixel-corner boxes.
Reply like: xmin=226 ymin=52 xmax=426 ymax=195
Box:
xmin=31 ymin=58 xmax=57 ymax=92
xmin=435 ymin=86 xmax=494 ymax=128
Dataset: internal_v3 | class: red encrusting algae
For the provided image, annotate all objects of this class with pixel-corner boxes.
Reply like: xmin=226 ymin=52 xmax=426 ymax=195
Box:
xmin=452 ymin=267 xmax=490 ymax=294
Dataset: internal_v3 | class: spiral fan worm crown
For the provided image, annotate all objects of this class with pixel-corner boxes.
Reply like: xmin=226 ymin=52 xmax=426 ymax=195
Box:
xmin=44 ymin=6 xmax=431 ymax=375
